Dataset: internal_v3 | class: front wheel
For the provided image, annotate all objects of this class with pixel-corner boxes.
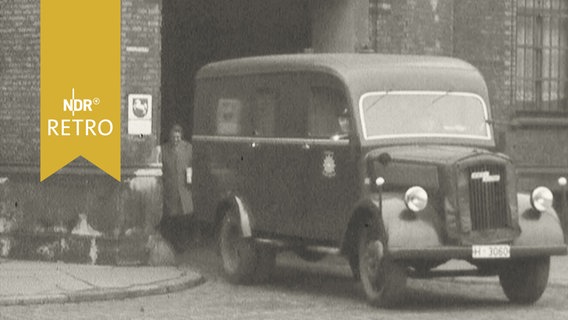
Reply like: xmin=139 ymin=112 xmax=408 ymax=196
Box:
xmin=358 ymin=226 xmax=407 ymax=307
xmin=499 ymin=257 xmax=550 ymax=304
xmin=218 ymin=214 xmax=258 ymax=284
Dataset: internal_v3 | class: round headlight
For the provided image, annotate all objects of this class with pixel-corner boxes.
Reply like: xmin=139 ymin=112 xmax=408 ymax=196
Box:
xmin=531 ymin=186 xmax=554 ymax=212
xmin=404 ymin=186 xmax=428 ymax=212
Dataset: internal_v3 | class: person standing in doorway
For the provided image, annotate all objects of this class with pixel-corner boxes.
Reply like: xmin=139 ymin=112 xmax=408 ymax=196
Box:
xmin=159 ymin=124 xmax=194 ymax=252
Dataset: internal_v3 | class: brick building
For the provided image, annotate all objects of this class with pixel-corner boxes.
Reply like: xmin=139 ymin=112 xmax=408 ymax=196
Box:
xmin=0 ymin=0 xmax=566 ymax=263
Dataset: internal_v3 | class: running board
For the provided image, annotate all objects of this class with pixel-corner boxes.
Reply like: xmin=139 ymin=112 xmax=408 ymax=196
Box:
xmin=254 ymin=238 xmax=341 ymax=255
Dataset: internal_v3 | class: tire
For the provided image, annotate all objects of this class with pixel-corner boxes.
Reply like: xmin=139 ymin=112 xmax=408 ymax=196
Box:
xmin=349 ymin=253 xmax=360 ymax=281
xmin=358 ymin=226 xmax=407 ymax=307
xmin=255 ymin=247 xmax=277 ymax=283
xmin=218 ymin=213 xmax=258 ymax=284
xmin=499 ymin=257 xmax=550 ymax=304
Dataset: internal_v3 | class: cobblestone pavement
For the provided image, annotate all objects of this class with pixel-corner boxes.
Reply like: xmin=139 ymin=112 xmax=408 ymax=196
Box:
xmin=1 ymin=243 xmax=568 ymax=320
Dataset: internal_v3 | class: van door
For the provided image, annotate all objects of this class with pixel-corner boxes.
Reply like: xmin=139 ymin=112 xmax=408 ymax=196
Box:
xmin=304 ymin=86 xmax=358 ymax=242
xmin=248 ymin=76 xmax=309 ymax=237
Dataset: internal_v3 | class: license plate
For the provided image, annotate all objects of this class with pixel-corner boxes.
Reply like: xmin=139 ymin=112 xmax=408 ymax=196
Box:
xmin=472 ymin=245 xmax=510 ymax=259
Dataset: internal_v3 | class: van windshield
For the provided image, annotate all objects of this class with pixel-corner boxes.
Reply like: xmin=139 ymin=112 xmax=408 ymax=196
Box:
xmin=359 ymin=91 xmax=491 ymax=141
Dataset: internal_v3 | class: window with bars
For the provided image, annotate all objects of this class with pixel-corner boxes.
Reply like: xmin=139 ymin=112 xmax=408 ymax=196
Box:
xmin=516 ymin=0 xmax=568 ymax=114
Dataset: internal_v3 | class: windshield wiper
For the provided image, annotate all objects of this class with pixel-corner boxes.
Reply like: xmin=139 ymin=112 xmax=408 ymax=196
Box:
xmin=415 ymin=90 xmax=451 ymax=114
xmin=430 ymin=90 xmax=451 ymax=105
xmin=365 ymin=90 xmax=390 ymax=112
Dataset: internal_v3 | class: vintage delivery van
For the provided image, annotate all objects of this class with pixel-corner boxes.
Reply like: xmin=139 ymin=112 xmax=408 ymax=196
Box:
xmin=191 ymin=54 xmax=567 ymax=307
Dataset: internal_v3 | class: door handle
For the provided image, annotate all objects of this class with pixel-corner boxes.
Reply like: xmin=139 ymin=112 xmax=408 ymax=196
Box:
xmin=251 ymin=142 xmax=258 ymax=148
xmin=302 ymin=143 xmax=311 ymax=150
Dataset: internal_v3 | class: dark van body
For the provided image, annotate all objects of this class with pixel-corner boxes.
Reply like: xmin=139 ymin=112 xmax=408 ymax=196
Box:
xmin=192 ymin=54 xmax=566 ymax=307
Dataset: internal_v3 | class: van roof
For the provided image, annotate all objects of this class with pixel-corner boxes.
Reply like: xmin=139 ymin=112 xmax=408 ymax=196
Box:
xmin=196 ymin=53 xmax=478 ymax=79
xmin=196 ymin=54 xmax=489 ymax=101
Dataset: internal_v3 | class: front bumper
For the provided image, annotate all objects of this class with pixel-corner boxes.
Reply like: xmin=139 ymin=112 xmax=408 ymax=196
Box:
xmin=389 ymin=245 xmax=567 ymax=260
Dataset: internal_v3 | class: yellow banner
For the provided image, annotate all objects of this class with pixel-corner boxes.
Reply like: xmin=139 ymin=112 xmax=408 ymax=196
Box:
xmin=40 ymin=0 xmax=121 ymax=181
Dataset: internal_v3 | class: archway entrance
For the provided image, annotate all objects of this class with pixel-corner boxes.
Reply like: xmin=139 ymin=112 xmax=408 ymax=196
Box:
xmin=161 ymin=0 xmax=312 ymax=141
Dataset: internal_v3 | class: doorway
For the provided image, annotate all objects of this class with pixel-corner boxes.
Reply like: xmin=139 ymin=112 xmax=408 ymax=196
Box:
xmin=161 ymin=0 xmax=312 ymax=141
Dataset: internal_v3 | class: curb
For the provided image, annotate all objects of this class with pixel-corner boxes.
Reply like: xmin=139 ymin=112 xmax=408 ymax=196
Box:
xmin=0 ymin=272 xmax=206 ymax=306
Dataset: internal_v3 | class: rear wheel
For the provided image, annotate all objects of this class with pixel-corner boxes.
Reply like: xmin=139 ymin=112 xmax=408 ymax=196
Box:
xmin=499 ymin=257 xmax=550 ymax=304
xmin=349 ymin=253 xmax=360 ymax=280
xmin=218 ymin=213 xmax=258 ymax=284
xmin=358 ymin=226 xmax=407 ymax=307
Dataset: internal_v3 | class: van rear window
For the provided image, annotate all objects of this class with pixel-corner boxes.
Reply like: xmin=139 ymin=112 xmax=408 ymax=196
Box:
xmin=216 ymin=98 xmax=245 ymax=135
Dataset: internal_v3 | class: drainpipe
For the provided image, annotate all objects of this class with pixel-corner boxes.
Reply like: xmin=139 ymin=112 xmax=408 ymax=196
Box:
xmin=559 ymin=177 xmax=567 ymax=244
xmin=370 ymin=0 xmax=378 ymax=52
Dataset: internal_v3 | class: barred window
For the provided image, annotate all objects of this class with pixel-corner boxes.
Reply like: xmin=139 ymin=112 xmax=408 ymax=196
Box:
xmin=517 ymin=0 xmax=568 ymax=113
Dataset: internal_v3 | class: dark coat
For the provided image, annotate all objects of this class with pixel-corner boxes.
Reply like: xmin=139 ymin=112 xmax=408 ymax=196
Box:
xmin=161 ymin=140 xmax=193 ymax=216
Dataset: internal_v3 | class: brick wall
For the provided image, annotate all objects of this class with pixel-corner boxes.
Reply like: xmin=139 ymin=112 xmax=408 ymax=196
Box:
xmin=0 ymin=0 xmax=40 ymax=165
xmin=371 ymin=0 xmax=454 ymax=55
xmin=369 ymin=0 xmax=515 ymax=125
xmin=0 ymin=0 xmax=162 ymax=168
xmin=453 ymin=0 xmax=515 ymax=126
xmin=121 ymin=0 xmax=162 ymax=165
xmin=0 ymin=0 xmax=163 ymax=263
xmin=453 ymin=0 xmax=568 ymax=173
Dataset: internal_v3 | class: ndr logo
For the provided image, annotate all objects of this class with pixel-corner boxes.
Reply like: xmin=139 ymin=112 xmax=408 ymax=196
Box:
xmin=63 ymin=88 xmax=100 ymax=116
xmin=47 ymin=88 xmax=113 ymax=137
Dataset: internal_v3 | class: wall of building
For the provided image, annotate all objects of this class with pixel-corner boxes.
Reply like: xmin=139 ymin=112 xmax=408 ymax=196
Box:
xmin=311 ymin=0 xmax=370 ymax=53
xmin=0 ymin=0 xmax=40 ymax=165
xmin=454 ymin=0 xmax=515 ymax=125
xmin=370 ymin=0 xmax=454 ymax=55
xmin=121 ymin=0 xmax=163 ymax=165
xmin=0 ymin=0 xmax=163 ymax=264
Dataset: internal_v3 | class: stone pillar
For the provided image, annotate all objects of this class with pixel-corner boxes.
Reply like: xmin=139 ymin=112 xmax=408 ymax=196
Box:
xmin=310 ymin=0 xmax=370 ymax=53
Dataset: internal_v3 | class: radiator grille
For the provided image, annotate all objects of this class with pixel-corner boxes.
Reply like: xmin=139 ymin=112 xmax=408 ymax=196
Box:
xmin=467 ymin=164 xmax=510 ymax=231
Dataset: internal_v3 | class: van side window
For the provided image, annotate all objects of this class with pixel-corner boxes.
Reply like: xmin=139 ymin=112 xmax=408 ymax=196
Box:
xmin=216 ymin=98 xmax=251 ymax=136
xmin=252 ymin=89 xmax=277 ymax=137
xmin=308 ymin=87 xmax=347 ymax=138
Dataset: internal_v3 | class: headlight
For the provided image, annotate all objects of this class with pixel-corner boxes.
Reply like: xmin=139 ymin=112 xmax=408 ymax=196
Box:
xmin=404 ymin=186 xmax=428 ymax=212
xmin=531 ymin=186 xmax=553 ymax=212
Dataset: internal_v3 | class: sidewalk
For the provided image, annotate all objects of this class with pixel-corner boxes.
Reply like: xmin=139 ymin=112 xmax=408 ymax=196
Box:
xmin=0 ymin=259 xmax=204 ymax=306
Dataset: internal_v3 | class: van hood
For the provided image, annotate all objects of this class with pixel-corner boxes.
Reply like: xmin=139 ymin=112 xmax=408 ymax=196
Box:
xmin=366 ymin=145 xmax=511 ymax=191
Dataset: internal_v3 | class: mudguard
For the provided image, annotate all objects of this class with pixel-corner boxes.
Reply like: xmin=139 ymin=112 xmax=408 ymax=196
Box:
xmin=218 ymin=195 xmax=253 ymax=238
xmin=381 ymin=193 xmax=444 ymax=249
xmin=514 ymin=193 xmax=565 ymax=247
xmin=349 ymin=193 xmax=444 ymax=250
xmin=234 ymin=196 xmax=253 ymax=238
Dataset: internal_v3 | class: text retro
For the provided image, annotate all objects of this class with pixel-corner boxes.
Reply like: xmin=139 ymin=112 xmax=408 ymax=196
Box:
xmin=47 ymin=88 xmax=114 ymax=136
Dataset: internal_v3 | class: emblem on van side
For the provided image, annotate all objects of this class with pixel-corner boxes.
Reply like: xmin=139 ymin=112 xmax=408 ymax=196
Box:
xmin=323 ymin=151 xmax=336 ymax=178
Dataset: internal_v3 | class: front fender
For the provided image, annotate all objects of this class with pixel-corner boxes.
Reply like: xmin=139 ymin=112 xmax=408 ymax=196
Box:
xmin=349 ymin=193 xmax=444 ymax=249
xmin=514 ymin=193 xmax=565 ymax=246
xmin=382 ymin=193 xmax=444 ymax=249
